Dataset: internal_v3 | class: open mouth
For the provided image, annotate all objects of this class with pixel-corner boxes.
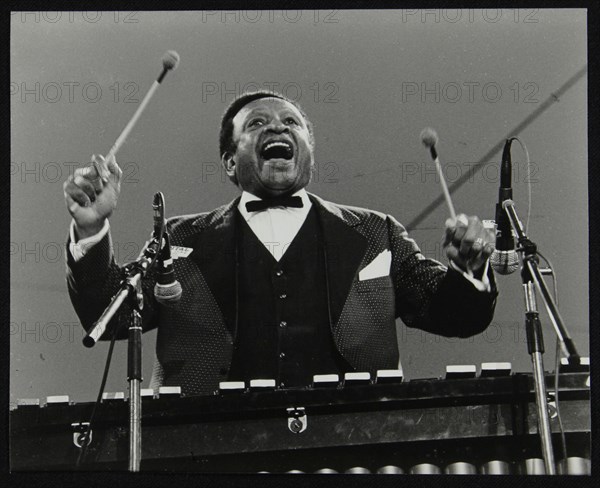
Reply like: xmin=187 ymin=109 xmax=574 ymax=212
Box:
xmin=260 ymin=140 xmax=294 ymax=161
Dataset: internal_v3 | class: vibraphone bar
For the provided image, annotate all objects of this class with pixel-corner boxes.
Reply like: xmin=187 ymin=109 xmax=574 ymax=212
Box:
xmin=10 ymin=366 xmax=590 ymax=473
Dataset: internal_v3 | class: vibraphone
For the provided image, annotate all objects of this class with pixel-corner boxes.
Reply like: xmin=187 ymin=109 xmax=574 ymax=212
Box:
xmin=10 ymin=364 xmax=590 ymax=474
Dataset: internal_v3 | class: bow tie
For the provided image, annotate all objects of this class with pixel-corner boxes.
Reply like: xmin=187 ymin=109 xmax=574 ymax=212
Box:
xmin=245 ymin=196 xmax=304 ymax=212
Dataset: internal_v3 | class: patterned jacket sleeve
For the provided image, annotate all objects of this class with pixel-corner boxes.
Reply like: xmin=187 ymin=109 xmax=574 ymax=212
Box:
xmin=66 ymin=229 xmax=160 ymax=341
xmin=386 ymin=215 xmax=498 ymax=337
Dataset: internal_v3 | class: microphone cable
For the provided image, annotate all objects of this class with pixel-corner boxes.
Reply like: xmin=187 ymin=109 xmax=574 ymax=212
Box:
xmin=76 ymin=320 xmax=121 ymax=468
xmin=508 ymin=136 xmax=532 ymax=234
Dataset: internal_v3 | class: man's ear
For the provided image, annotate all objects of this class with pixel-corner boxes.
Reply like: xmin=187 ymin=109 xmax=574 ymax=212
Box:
xmin=221 ymin=152 xmax=236 ymax=178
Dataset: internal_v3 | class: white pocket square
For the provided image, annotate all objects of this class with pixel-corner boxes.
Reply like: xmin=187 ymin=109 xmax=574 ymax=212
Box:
xmin=359 ymin=249 xmax=391 ymax=281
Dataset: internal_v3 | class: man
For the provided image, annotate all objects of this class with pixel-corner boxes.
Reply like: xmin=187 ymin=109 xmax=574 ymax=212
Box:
xmin=64 ymin=91 xmax=497 ymax=396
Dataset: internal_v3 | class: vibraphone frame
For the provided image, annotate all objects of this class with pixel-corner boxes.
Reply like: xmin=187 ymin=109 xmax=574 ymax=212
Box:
xmin=10 ymin=371 xmax=590 ymax=473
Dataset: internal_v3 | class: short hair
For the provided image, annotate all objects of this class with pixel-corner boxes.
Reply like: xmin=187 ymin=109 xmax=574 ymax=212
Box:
xmin=219 ymin=91 xmax=314 ymax=158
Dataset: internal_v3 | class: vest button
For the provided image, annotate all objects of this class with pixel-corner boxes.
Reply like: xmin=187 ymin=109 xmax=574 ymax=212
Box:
xmin=275 ymin=269 xmax=284 ymax=277
xmin=279 ymin=321 xmax=287 ymax=328
xmin=279 ymin=293 xmax=287 ymax=299
xmin=279 ymin=352 xmax=286 ymax=359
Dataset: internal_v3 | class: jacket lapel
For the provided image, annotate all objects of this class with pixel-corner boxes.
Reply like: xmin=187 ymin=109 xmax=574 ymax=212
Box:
xmin=187 ymin=198 xmax=240 ymax=338
xmin=309 ymin=194 xmax=368 ymax=327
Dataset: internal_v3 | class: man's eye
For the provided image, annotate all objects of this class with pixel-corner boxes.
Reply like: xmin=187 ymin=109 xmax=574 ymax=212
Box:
xmin=248 ymin=119 xmax=264 ymax=127
xmin=285 ymin=118 xmax=298 ymax=125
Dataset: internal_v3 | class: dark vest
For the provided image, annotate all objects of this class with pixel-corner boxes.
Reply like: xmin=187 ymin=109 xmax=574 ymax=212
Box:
xmin=227 ymin=206 xmax=352 ymax=387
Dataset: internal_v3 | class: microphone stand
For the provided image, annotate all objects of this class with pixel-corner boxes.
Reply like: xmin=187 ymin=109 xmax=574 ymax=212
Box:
xmin=82 ymin=193 xmax=166 ymax=472
xmin=501 ymin=199 xmax=581 ymax=475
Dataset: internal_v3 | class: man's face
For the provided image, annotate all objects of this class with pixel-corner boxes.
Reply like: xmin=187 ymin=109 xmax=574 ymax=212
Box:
xmin=224 ymin=97 xmax=314 ymax=198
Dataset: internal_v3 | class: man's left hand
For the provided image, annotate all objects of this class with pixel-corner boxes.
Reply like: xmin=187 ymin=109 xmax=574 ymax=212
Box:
xmin=443 ymin=214 xmax=495 ymax=277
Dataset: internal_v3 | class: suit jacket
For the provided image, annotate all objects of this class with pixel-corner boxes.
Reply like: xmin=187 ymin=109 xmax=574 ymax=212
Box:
xmin=67 ymin=193 xmax=498 ymax=396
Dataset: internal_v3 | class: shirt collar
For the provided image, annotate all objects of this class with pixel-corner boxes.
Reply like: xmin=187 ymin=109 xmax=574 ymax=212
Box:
xmin=238 ymin=189 xmax=312 ymax=222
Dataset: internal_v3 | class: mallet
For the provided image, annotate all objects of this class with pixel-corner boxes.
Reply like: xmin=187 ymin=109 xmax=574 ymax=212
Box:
xmin=94 ymin=51 xmax=180 ymax=179
xmin=420 ymin=127 xmax=457 ymax=220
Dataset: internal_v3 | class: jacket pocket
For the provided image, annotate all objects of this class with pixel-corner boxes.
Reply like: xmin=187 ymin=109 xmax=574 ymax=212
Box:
xmin=355 ymin=275 xmax=393 ymax=293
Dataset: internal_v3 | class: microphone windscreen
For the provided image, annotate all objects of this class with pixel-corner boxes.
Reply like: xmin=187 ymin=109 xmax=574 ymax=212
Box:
xmin=162 ymin=50 xmax=180 ymax=71
xmin=154 ymin=281 xmax=183 ymax=305
xmin=490 ymin=250 xmax=519 ymax=275
xmin=420 ymin=127 xmax=438 ymax=148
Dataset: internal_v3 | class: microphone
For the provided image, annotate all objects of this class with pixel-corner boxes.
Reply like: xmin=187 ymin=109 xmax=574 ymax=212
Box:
xmin=154 ymin=233 xmax=183 ymax=305
xmin=152 ymin=192 xmax=182 ymax=305
xmin=490 ymin=138 xmax=519 ymax=275
xmin=83 ymin=193 xmax=166 ymax=347
xmin=153 ymin=192 xmax=165 ymax=245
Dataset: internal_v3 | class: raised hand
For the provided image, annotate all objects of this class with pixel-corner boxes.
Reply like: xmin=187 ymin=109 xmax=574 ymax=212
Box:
xmin=63 ymin=154 xmax=123 ymax=239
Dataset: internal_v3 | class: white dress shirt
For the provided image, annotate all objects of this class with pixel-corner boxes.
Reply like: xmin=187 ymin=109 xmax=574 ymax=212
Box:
xmin=238 ymin=189 xmax=312 ymax=262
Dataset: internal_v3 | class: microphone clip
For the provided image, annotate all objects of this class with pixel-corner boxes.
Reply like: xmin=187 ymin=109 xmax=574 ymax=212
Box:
xmin=516 ymin=238 xmax=537 ymax=258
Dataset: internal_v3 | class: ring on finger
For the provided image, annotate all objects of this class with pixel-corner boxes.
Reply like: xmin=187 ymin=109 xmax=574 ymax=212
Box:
xmin=92 ymin=159 xmax=104 ymax=179
xmin=90 ymin=161 xmax=106 ymax=193
xmin=92 ymin=158 xmax=109 ymax=183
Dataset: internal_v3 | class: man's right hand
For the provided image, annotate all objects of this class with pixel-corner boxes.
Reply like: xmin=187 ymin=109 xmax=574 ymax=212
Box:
xmin=63 ymin=154 xmax=122 ymax=239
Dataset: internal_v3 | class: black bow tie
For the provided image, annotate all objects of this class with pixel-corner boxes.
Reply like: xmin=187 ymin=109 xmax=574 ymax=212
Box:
xmin=245 ymin=196 xmax=304 ymax=212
